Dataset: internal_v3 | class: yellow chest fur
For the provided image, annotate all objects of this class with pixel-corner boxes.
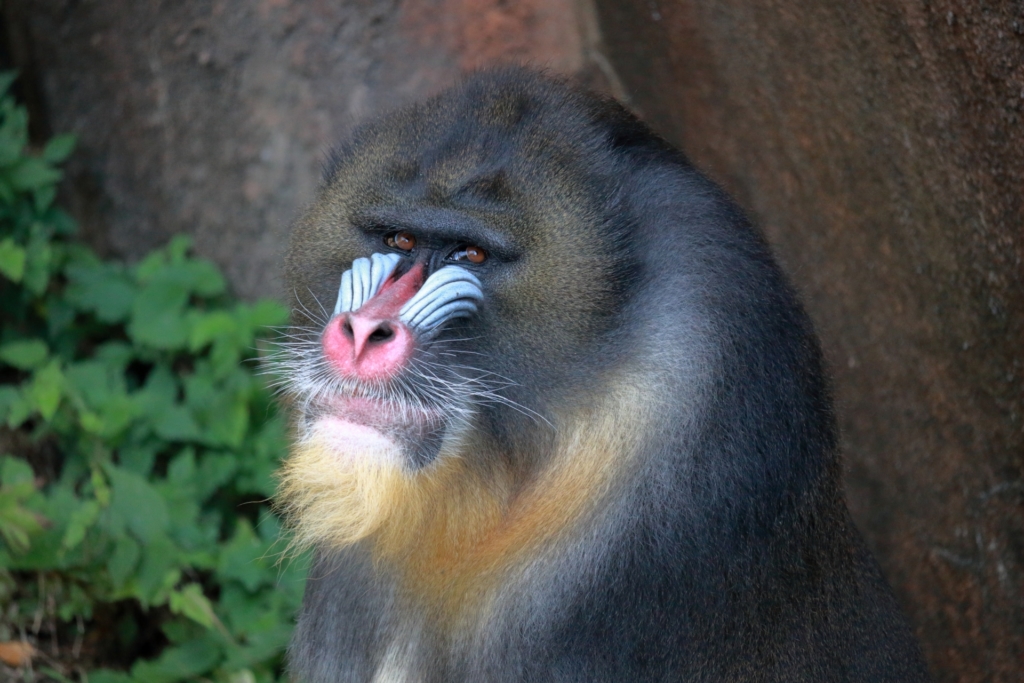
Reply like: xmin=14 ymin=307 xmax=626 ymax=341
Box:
xmin=277 ymin=380 xmax=655 ymax=628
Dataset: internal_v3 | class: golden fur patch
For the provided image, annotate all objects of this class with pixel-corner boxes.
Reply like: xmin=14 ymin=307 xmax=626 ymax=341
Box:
xmin=276 ymin=374 xmax=656 ymax=628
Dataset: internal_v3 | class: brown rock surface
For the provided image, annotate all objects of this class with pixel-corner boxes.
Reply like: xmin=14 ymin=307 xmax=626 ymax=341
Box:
xmin=594 ymin=1 xmax=1023 ymax=680
xmin=3 ymin=0 xmax=601 ymax=300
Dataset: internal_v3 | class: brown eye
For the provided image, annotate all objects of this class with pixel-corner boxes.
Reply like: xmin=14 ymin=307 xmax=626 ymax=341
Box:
xmin=449 ymin=245 xmax=487 ymax=264
xmin=386 ymin=231 xmax=416 ymax=251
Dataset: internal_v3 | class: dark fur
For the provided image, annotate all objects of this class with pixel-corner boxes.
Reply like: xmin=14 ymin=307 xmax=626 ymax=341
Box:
xmin=282 ymin=69 xmax=929 ymax=682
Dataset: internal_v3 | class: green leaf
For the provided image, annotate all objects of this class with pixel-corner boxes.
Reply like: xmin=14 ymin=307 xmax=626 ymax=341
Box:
xmin=106 ymin=465 xmax=169 ymax=542
xmin=0 ymin=386 xmax=20 ymax=423
xmin=87 ymin=670 xmax=134 ymax=683
xmin=107 ymin=534 xmax=141 ymax=588
xmin=50 ymin=207 xmax=76 ymax=235
xmin=169 ymin=582 xmax=216 ymax=629
xmin=95 ymin=340 xmax=136 ymax=368
xmin=3 ymin=390 xmax=32 ymax=429
xmin=66 ymin=360 xmax=137 ymax=437
xmin=154 ymin=405 xmax=202 ymax=442
xmin=135 ymin=248 xmax=168 ymax=282
xmin=41 ymin=133 xmax=76 ymax=163
xmin=236 ymin=419 xmax=287 ymax=497
xmin=65 ymin=361 xmax=110 ymax=404
xmin=157 ymin=451 xmax=206 ymax=548
xmin=194 ymin=452 xmax=238 ymax=501
xmin=21 ymin=234 xmax=52 ymax=295
xmin=0 ymin=456 xmax=34 ymax=486
xmin=61 ymin=499 xmax=100 ymax=551
xmin=33 ymin=184 xmax=56 ymax=212
xmin=94 ymin=394 xmax=137 ymax=437
xmin=65 ymin=260 xmax=136 ymax=323
xmin=0 ymin=101 xmax=29 ymax=168
xmin=136 ymin=238 xmax=225 ymax=298
xmin=0 ymin=503 xmax=37 ymax=552
xmin=220 ymin=626 xmax=292 ymax=672
xmin=161 ymin=616 xmax=207 ymax=645
xmin=181 ymin=259 xmax=226 ymax=297
xmin=0 ymin=177 xmax=14 ymax=206
xmin=245 ymin=299 xmax=290 ymax=328
xmin=224 ymin=670 xmax=257 ymax=683
xmin=0 ymin=237 xmax=26 ymax=282
xmin=8 ymin=156 xmax=61 ymax=191
xmin=130 ymin=636 xmax=221 ymax=683
xmin=45 ymin=298 xmax=77 ymax=339
xmin=135 ymin=366 xmax=202 ymax=442
xmin=117 ymin=443 xmax=158 ymax=477
xmin=189 ymin=311 xmax=237 ymax=350
xmin=133 ymin=537 xmax=179 ymax=604
xmin=166 ymin=449 xmax=197 ymax=486
xmin=0 ymin=458 xmax=43 ymax=553
xmin=183 ymin=373 xmax=250 ymax=448
xmin=216 ymin=518 xmax=271 ymax=592
xmin=128 ymin=276 xmax=191 ymax=350
xmin=166 ymin=235 xmax=193 ymax=263
xmin=0 ymin=101 xmax=300 ymax=673
xmin=8 ymin=483 xmax=76 ymax=568
xmin=27 ymin=360 xmax=64 ymax=420
xmin=134 ymin=364 xmax=177 ymax=414
xmin=0 ymin=339 xmax=49 ymax=370
xmin=91 ymin=466 xmax=111 ymax=507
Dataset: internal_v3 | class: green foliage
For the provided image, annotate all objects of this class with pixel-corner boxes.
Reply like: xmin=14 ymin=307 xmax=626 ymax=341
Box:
xmin=0 ymin=73 xmax=303 ymax=682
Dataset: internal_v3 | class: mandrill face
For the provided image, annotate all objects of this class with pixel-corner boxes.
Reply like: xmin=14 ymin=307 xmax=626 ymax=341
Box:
xmin=272 ymin=75 xmax=645 ymax=557
xmin=308 ymin=248 xmax=486 ymax=467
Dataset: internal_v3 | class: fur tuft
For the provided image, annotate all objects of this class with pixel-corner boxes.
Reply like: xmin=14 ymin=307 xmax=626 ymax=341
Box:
xmin=276 ymin=373 xmax=659 ymax=624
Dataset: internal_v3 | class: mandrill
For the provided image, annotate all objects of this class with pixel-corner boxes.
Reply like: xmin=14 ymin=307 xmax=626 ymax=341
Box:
xmin=273 ymin=68 xmax=930 ymax=682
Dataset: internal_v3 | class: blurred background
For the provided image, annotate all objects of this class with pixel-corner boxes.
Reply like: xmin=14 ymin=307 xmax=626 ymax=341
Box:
xmin=0 ymin=1 xmax=1020 ymax=682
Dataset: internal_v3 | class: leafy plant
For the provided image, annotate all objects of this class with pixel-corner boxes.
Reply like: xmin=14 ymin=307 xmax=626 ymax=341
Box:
xmin=0 ymin=72 xmax=303 ymax=683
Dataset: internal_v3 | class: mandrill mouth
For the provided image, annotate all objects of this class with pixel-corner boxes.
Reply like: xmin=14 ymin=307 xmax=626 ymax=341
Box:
xmin=303 ymin=390 xmax=453 ymax=468
xmin=263 ymin=324 xmax=485 ymax=469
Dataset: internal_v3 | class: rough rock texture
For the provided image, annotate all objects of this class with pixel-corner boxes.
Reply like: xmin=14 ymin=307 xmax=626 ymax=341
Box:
xmin=3 ymin=0 xmax=608 ymax=300
xmin=593 ymin=1 xmax=1023 ymax=681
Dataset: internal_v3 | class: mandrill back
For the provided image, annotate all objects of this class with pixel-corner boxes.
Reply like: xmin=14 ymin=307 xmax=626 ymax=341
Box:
xmin=275 ymin=69 xmax=929 ymax=682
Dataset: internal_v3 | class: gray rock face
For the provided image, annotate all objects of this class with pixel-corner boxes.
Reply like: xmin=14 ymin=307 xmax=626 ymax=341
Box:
xmin=6 ymin=0 xmax=602 ymax=300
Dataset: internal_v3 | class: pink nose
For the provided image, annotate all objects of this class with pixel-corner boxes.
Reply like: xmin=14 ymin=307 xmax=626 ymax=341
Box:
xmin=322 ymin=314 xmax=414 ymax=380
xmin=322 ymin=263 xmax=424 ymax=381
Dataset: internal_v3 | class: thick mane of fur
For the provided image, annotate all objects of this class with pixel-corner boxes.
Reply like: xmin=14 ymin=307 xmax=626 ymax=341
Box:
xmin=277 ymin=68 xmax=929 ymax=683
xmin=277 ymin=362 xmax=664 ymax=628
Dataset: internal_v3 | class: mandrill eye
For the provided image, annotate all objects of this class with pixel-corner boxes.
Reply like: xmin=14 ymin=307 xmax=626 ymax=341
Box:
xmin=450 ymin=245 xmax=487 ymax=264
xmin=386 ymin=231 xmax=417 ymax=251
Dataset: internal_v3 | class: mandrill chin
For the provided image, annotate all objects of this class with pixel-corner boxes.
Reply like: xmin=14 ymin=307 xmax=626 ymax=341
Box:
xmin=273 ymin=68 xmax=930 ymax=682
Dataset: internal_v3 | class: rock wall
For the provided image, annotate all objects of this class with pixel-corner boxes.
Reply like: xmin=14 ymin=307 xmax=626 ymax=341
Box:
xmin=593 ymin=1 xmax=1023 ymax=681
xmin=3 ymin=0 xmax=608 ymax=300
